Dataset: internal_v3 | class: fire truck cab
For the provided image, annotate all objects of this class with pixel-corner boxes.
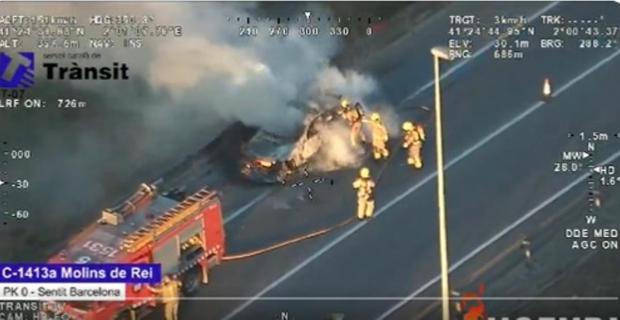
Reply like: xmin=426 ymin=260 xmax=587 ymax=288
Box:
xmin=46 ymin=183 xmax=226 ymax=320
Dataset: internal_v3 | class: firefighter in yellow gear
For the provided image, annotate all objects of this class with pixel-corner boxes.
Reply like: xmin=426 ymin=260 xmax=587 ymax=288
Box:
xmin=369 ymin=112 xmax=389 ymax=159
xmin=339 ymin=100 xmax=366 ymax=147
xmin=338 ymin=99 xmax=352 ymax=121
xmin=353 ymin=167 xmax=375 ymax=220
xmin=339 ymin=100 xmax=365 ymax=125
xmin=402 ymin=121 xmax=426 ymax=169
xmin=148 ymin=275 xmax=182 ymax=320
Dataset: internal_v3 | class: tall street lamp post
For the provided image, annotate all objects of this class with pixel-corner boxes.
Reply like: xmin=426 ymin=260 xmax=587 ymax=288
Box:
xmin=431 ymin=46 xmax=452 ymax=320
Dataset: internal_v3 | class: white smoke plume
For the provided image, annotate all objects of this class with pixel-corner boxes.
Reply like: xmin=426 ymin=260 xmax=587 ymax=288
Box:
xmin=0 ymin=2 xmax=389 ymax=261
xmin=310 ymin=66 xmax=378 ymax=105
xmin=310 ymin=121 xmax=364 ymax=172
xmin=4 ymin=3 xmax=381 ymax=136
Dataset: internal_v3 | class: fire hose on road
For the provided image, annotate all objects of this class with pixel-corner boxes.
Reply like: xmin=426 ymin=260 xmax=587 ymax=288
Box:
xmin=221 ymin=217 xmax=355 ymax=261
xmin=221 ymin=120 xmax=417 ymax=262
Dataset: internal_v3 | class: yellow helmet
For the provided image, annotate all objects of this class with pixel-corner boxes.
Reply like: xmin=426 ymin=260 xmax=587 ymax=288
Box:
xmin=360 ymin=167 xmax=370 ymax=178
xmin=340 ymin=99 xmax=349 ymax=108
xmin=370 ymin=112 xmax=381 ymax=122
xmin=402 ymin=121 xmax=414 ymax=131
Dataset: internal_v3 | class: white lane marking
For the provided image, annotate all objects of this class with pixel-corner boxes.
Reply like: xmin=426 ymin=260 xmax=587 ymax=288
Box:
xmin=224 ymin=189 xmax=271 ymax=224
xmin=218 ymin=0 xmax=558 ymax=238
xmin=221 ymin=47 xmax=620 ymax=320
xmin=219 ymin=0 xmax=561 ymax=239
xmin=402 ymin=2 xmax=560 ymax=103
xmin=377 ymin=148 xmax=620 ymax=319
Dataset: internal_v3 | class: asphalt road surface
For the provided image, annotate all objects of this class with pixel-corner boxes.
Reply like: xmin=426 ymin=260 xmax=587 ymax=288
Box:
xmin=148 ymin=2 xmax=620 ymax=319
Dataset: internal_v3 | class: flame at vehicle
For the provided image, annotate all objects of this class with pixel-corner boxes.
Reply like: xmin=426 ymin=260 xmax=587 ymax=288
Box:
xmin=293 ymin=114 xmax=364 ymax=172
xmin=255 ymin=158 xmax=275 ymax=168
xmin=240 ymin=102 xmax=377 ymax=183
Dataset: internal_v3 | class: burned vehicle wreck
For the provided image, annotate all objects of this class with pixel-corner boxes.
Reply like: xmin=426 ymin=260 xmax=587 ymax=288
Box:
xmin=240 ymin=107 xmax=343 ymax=184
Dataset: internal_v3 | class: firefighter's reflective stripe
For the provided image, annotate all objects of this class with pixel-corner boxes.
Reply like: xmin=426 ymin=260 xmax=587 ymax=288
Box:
xmin=353 ymin=178 xmax=374 ymax=198
xmin=165 ymin=301 xmax=179 ymax=320
xmin=130 ymin=249 xmax=217 ymax=309
xmin=403 ymin=128 xmax=424 ymax=146
xmin=416 ymin=126 xmax=425 ymax=141
xmin=353 ymin=178 xmax=375 ymax=219
xmin=370 ymin=121 xmax=389 ymax=159
xmin=403 ymin=129 xmax=424 ymax=169
xmin=162 ymin=280 xmax=182 ymax=320
xmin=161 ymin=281 xmax=181 ymax=300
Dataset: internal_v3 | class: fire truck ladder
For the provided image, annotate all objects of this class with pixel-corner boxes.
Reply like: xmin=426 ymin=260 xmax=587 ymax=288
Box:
xmin=99 ymin=183 xmax=156 ymax=226
xmin=121 ymin=188 xmax=214 ymax=253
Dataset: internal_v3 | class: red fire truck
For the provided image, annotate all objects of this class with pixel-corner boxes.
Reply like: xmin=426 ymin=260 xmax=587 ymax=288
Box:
xmin=45 ymin=183 xmax=226 ymax=320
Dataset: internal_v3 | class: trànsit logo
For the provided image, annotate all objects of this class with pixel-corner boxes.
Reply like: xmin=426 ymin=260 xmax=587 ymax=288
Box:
xmin=0 ymin=51 xmax=35 ymax=89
